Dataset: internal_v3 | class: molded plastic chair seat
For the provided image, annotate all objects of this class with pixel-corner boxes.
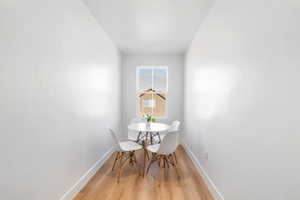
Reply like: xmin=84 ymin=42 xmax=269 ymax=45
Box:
xmin=146 ymin=144 xmax=160 ymax=153
xmin=119 ymin=140 xmax=142 ymax=151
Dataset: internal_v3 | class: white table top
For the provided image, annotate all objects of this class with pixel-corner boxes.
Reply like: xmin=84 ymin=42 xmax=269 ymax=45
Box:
xmin=128 ymin=122 xmax=170 ymax=132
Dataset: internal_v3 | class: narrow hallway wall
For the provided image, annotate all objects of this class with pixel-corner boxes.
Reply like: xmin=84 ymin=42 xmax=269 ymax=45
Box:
xmin=0 ymin=0 xmax=121 ymax=199
xmin=184 ymin=0 xmax=300 ymax=199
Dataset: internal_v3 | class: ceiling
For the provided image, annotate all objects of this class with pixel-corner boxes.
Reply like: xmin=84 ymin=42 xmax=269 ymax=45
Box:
xmin=84 ymin=0 xmax=213 ymax=55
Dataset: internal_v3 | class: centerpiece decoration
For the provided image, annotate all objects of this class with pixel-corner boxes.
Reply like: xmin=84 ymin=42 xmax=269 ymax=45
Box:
xmin=143 ymin=114 xmax=156 ymax=128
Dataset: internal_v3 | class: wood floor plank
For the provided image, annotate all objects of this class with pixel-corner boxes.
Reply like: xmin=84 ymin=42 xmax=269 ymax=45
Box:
xmin=74 ymin=146 xmax=214 ymax=200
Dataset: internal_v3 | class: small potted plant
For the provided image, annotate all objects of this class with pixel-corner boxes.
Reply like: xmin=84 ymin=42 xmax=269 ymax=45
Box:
xmin=143 ymin=114 xmax=156 ymax=128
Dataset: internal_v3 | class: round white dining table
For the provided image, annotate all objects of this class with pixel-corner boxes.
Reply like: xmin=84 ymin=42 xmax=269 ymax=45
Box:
xmin=128 ymin=122 xmax=170 ymax=133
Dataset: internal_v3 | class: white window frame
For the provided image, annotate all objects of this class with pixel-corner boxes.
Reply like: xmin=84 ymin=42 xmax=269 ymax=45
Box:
xmin=136 ymin=66 xmax=168 ymax=118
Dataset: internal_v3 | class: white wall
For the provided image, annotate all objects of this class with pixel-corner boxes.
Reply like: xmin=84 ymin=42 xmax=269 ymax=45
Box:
xmin=184 ymin=0 xmax=300 ymax=200
xmin=0 ymin=0 xmax=121 ymax=199
xmin=122 ymin=54 xmax=184 ymax=134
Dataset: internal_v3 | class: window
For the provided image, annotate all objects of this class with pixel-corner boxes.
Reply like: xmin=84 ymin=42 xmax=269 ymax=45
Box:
xmin=137 ymin=66 xmax=168 ymax=117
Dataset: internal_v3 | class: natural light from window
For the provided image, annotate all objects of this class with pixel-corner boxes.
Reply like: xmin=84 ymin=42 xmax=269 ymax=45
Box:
xmin=136 ymin=66 xmax=168 ymax=117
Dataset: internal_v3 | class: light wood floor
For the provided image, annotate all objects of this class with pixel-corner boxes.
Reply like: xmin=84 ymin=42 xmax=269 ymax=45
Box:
xmin=74 ymin=146 xmax=214 ymax=200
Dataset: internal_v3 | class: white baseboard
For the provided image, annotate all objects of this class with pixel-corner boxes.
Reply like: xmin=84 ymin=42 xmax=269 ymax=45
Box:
xmin=59 ymin=148 xmax=114 ymax=200
xmin=182 ymin=143 xmax=225 ymax=200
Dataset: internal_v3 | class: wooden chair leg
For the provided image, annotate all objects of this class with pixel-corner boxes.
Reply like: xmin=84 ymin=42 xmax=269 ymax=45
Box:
xmin=133 ymin=153 xmax=141 ymax=176
xmin=117 ymin=152 xmax=129 ymax=183
xmin=159 ymin=156 xmax=163 ymax=168
xmin=143 ymin=149 xmax=147 ymax=177
xmin=146 ymin=155 xmax=157 ymax=174
xmin=117 ymin=153 xmax=124 ymax=183
xmin=133 ymin=152 xmax=138 ymax=164
xmin=173 ymin=152 xmax=178 ymax=163
xmin=112 ymin=152 xmax=120 ymax=171
xmin=152 ymin=153 xmax=159 ymax=167
xmin=166 ymin=156 xmax=169 ymax=168
xmin=171 ymin=154 xmax=180 ymax=179
xmin=159 ymin=157 xmax=164 ymax=185
xmin=129 ymin=151 xmax=134 ymax=166
xmin=165 ymin=156 xmax=169 ymax=168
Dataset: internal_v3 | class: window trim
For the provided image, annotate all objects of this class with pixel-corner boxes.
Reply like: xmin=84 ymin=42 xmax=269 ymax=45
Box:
xmin=136 ymin=66 xmax=168 ymax=119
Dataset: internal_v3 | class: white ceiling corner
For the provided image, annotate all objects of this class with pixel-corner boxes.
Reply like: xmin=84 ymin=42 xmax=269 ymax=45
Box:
xmin=84 ymin=0 xmax=214 ymax=55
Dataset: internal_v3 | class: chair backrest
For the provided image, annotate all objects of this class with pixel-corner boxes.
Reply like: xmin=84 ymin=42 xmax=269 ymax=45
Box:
xmin=158 ymin=132 xmax=179 ymax=155
xmin=128 ymin=118 xmax=142 ymax=139
xmin=168 ymin=120 xmax=181 ymax=132
xmin=108 ymin=129 xmax=122 ymax=151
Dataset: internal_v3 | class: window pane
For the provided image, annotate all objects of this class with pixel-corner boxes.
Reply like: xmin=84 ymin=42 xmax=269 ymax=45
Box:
xmin=139 ymin=93 xmax=153 ymax=116
xmin=138 ymin=68 xmax=152 ymax=91
xmin=153 ymin=68 xmax=167 ymax=92
xmin=152 ymin=92 xmax=166 ymax=117
xmin=137 ymin=66 xmax=168 ymax=117
xmin=144 ymin=99 xmax=156 ymax=108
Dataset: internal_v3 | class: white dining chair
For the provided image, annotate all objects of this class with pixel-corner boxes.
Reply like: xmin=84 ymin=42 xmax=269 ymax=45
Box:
xmin=157 ymin=120 xmax=181 ymax=143
xmin=146 ymin=131 xmax=180 ymax=177
xmin=109 ymin=129 xmax=143 ymax=182
xmin=169 ymin=120 xmax=181 ymax=132
xmin=128 ymin=118 xmax=143 ymax=142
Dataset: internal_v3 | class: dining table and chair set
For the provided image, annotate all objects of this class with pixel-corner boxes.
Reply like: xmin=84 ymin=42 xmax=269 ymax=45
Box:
xmin=109 ymin=120 xmax=181 ymax=182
